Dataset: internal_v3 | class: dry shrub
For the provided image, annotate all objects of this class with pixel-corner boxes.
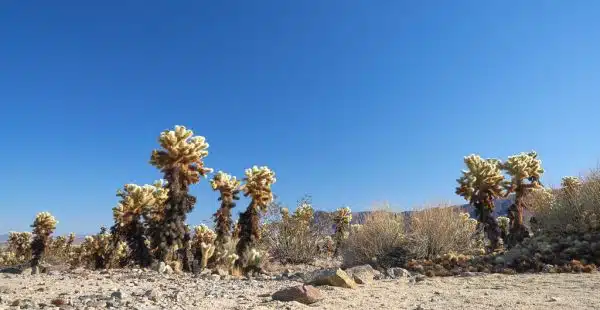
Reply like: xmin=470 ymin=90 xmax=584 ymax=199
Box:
xmin=407 ymin=204 xmax=480 ymax=259
xmin=261 ymin=196 xmax=331 ymax=264
xmin=341 ymin=208 xmax=407 ymax=268
xmin=525 ymin=169 xmax=600 ymax=234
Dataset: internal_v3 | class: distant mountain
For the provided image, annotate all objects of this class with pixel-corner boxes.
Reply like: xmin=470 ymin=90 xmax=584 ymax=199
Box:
xmin=314 ymin=196 xmax=518 ymax=227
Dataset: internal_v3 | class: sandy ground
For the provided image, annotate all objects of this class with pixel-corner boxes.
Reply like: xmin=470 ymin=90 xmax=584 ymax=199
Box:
xmin=1 ymin=269 xmax=599 ymax=310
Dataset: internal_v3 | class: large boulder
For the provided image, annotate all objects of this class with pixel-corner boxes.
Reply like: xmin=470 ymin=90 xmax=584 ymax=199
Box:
xmin=306 ymin=268 xmax=357 ymax=289
xmin=272 ymin=285 xmax=324 ymax=305
xmin=344 ymin=265 xmax=380 ymax=284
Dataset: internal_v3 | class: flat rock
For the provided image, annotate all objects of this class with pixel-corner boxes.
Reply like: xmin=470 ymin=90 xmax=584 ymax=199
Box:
xmin=272 ymin=285 xmax=324 ymax=304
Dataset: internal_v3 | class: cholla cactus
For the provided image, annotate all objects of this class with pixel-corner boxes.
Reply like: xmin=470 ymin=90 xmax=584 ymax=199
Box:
xmin=333 ymin=206 xmax=352 ymax=256
xmin=149 ymin=125 xmax=213 ymax=267
xmin=112 ymin=181 xmax=168 ymax=267
xmin=191 ymin=224 xmax=216 ymax=269
xmin=280 ymin=207 xmax=290 ymax=221
xmin=502 ymin=151 xmax=544 ymax=246
xmin=7 ymin=232 xmax=32 ymax=262
xmin=561 ymin=176 xmax=582 ymax=193
xmin=30 ymin=212 xmax=58 ymax=270
xmin=244 ymin=248 xmax=266 ymax=270
xmin=236 ymin=166 xmax=276 ymax=272
xmin=0 ymin=251 xmax=18 ymax=266
xmin=210 ymin=171 xmax=241 ymax=265
xmin=232 ymin=220 xmax=241 ymax=239
xmin=294 ymin=202 xmax=315 ymax=224
xmin=497 ymin=216 xmax=510 ymax=240
xmin=456 ymin=154 xmax=506 ymax=251
xmin=80 ymin=230 xmax=127 ymax=269
xmin=48 ymin=235 xmax=70 ymax=259
xmin=319 ymin=235 xmax=335 ymax=257
xmin=350 ymin=224 xmax=363 ymax=234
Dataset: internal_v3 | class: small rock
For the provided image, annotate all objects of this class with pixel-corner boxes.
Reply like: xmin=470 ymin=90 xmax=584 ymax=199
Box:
xmin=386 ymin=267 xmax=412 ymax=279
xmin=51 ymin=298 xmax=66 ymax=306
xmin=345 ymin=265 xmax=379 ymax=285
xmin=549 ymin=296 xmax=560 ymax=302
xmin=111 ymin=290 xmax=127 ymax=299
xmin=144 ymin=289 xmax=161 ymax=302
xmin=272 ymin=284 xmax=324 ymax=305
xmin=414 ymin=275 xmax=426 ymax=283
xmin=0 ymin=285 xmax=12 ymax=294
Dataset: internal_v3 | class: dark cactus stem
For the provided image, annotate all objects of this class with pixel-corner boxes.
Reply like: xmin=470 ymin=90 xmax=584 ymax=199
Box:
xmin=476 ymin=201 xmax=502 ymax=252
xmin=111 ymin=219 xmax=152 ymax=267
xmin=333 ymin=223 xmax=347 ymax=257
xmin=235 ymin=199 xmax=260 ymax=272
xmin=506 ymin=182 xmax=534 ymax=248
xmin=154 ymin=167 xmax=197 ymax=264
xmin=213 ymin=189 xmax=239 ymax=251
xmin=30 ymin=237 xmax=46 ymax=269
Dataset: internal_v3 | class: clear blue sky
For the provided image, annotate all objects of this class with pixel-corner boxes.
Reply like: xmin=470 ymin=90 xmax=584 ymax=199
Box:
xmin=2 ymin=1 xmax=600 ymax=235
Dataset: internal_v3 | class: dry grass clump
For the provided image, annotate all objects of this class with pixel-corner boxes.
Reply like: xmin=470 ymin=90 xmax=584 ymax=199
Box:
xmin=341 ymin=206 xmax=407 ymax=268
xmin=524 ymin=169 xmax=600 ymax=234
xmin=407 ymin=204 xmax=482 ymax=259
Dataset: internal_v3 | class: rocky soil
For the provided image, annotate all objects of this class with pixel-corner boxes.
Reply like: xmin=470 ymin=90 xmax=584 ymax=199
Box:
xmin=1 ymin=266 xmax=600 ymax=310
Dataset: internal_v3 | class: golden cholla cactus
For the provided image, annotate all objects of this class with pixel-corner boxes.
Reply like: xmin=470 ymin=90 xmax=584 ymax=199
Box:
xmin=280 ymin=207 xmax=290 ymax=220
xmin=502 ymin=151 xmax=544 ymax=191
xmin=0 ymin=251 xmax=18 ymax=266
xmin=210 ymin=171 xmax=241 ymax=257
xmin=236 ymin=166 xmax=277 ymax=273
xmin=150 ymin=125 xmax=213 ymax=186
xmin=8 ymin=232 xmax=32 ymax=261
xmin=334 ymin=206 xmax=353 ymax=225
xmin=333 ymin=206 xmax=352 ymax=256
xmin=294 ymin=202 xmax=314 ymax=223
xmin=350 ymin=224 xmax=363 ymax=234
xmin=501 ymin=151 xmax=544 ymax=246
xmin=210 ymin=171 xmax=241 ymax=193
xmin=232 ymin=220 xmax=241 ymax=239
xmin=456 ymin=155 xmax=506 ymax=206
xmin=30 ymin=212 xmax=58 ymax=270
xmin=32 ymin=212 xmax=58 ymax=237
xmin=456 ymin=155 xmax=506 ymax=252
xmin=561 ymin=176 xmax=582 ymax=190
xmin=241 ymin=166 xmax=277 ymax=211
xmin=113 ymin=181 xmax=169 ymax=225
xmin=193 ymin=224 xmax=217 ymax=245
xmin=80 ymin=231 xmax=123 ymax=269
xmin=191 ymin=224 xmax=216 ymax=269
xmin=497 ymin=216 xmax=510 ymax=233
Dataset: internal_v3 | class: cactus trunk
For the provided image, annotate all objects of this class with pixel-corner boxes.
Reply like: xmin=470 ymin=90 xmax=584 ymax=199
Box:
xmin=476 ymin=201 xmax=502 ymax=252
xmin=506 ymin=184 xmax=532 ymax=247
xmin=153 ymin=167 xmax=197 ymax=264
xmin=215 ymin=193 xmax=235 ymax=248
xmin=235 ymin=199 xmax=261 ymax=272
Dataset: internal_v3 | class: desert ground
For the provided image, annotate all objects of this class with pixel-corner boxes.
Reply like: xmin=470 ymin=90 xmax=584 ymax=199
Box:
xmin=1 ymin=267 xmax=599 ymax=310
